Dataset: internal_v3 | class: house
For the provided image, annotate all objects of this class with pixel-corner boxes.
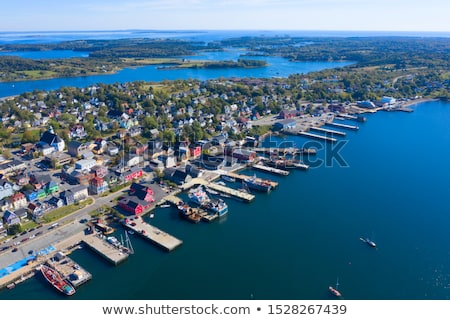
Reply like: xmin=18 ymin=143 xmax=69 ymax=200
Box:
xmin=0 ymin=160 xmax=27 ymax=176
xmin=279 ymin=109 xmax=298 ymax=119
xmin=15 ymin=207 xmax=28 ymax=220
xmin=48 ymin=196 xmax=64 ymax=208
xmin=122 ymin=154 xmax=142 ymax=168
xmin=230 ymin=149 xmax=256 ymax=162
xmin=39 ymin=126 xmax=65 ymax=152
xmin=189 ymin=144 xmax=202 ymax=159
xmin=119 ymin=167 xmax=143 ymax=182
xmin=11 ymin=192 xmax=27 ymax=210
xmin=65 ymin=185 xmax=89 ymax=203
xmin=164 ymin=168 xmax=192 ymax=185
xmin=118 ymin=183 xmax=154 ymax=215
xmin=0 ymin=179 xmax=14 ymax=201
xmin=67 ymin=141 xmax=90 ymax=158
xmin=127 ymin=126 xmax=142 ymax=137
xmin=91 ymin=165 xmax=108 ymax=178
xmin=29 ymin=174 xmax=52 ymax=190
xmin=147 ymin=139 xmax=164 ymax=159
xmin=89 ymin=177 xmax=108 ymax=195
xmin=24 ymin=190 xmax=38 ymax=202
xmin=69 ymin=124 xmax=87 ymax=139
xmin=3 ymin=210 xmax=20 ymax=225
xmin=0 ymin=198 xmax=12 ymax=212
xmin=28 ymin=202 xmax=44 ymax=221
xmin=93 ymin=138 xmax=108 ymax=154
xmin=45 ymin=152 xmax=72 ymax=168
xmin=15 ymin=173 xmax=29 ymax=186
xmin=107 ymin=143 xmax=119 ymax=156
xmin=132 ymin=142 xmax=148 ymax=155
xmin=75 ymin=159 xmax=97 ymax=171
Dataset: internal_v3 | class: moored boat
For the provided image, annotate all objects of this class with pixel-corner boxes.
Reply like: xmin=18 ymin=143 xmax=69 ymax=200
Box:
xmin=243 ymin=175 xmax=272 ymax=192
xmin=202 ymin=198 xmax=228 ymax=217
xmin=177 ymin=202 xmax=202 ymax=223
xmin=188 ymin=186 xmax=210 ymax=205
xmin=40 ymin=264 xmax=76 ymax=296
xmin=221 ymin=175 xmax=236 ymax=183
xmin=328 ymin=286 xmax=342 ymax=297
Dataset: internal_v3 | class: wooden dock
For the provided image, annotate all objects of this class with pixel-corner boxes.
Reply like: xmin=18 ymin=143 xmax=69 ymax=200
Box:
xmin=82 ymin=234 xmax=129 ymax=265
xmin=123 ymin=218 xmax=182 ymax=252
xmin=297 ymin=131 xmax=337 ymax=143
xmin=162 ymin=194 xmax=183 ymax=206
xmin=252 ymin=164 xmax=289 ymax=176
xmin=310 ymin=126 xmax=347 ymax=136
xmin=325 ymin=122 xmax=359 ymax=131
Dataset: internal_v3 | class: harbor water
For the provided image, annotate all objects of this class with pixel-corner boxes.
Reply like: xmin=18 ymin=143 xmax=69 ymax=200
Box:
xmin=2 ymin=100 xmax=449 ymax=300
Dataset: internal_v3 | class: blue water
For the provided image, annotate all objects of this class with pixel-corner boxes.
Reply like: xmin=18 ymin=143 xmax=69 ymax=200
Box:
xmin=2 ymin=101 xmax=449 ymax=300
xmin=0 ymin=50 xmax=89 ymax=59
xmin=0 ymin=49 xmax=351 ymax=98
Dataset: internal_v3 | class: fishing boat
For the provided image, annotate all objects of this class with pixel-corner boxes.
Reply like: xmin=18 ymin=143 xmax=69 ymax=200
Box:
xmin=202 ymin=198 xmax=228 ymax=217
xmin=40 ymin=264 xmax=76 ymax=296
xmin=177 ymin=202 xmax=202 ymax=223
xmin=360 ymin=237 xmax=377 ymax=248
xmin=243 ymin=175 xmax=272 ymax=192
xmin=329 ymin=278 xmax=342 ymax=297
xmin=205 ymin=187 xmax=219 ymax=195
xmin=188 ymin=186 xmax=210 ymax=205
xmin=221 ymin=175 xmax=236 ymax=183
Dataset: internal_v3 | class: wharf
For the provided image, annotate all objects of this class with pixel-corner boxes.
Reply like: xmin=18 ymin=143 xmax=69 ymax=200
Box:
xmin=206 ymin=181 xmax=256 ymax=202
xmin=339 ymin=114 xmax=358 ymax=120
xmin=161 ymin=195 xmax=183 ymax=206
xmin=252 ymin=147 xmax=317 ymax=155
xmin=310 ymin=126 xmax=347 ymax=136
xmin=82 ymin=233 xmax=129 ymax=265
xmin=46 ymin=253 xmax=91 ymax=288
xmin=297 ymin=131 xmax=337 ymax=143
xmin=222 ymin=172 xmax=279 ymax=189
xmin=182 ymin=178 xmax=255 ymax=202
xmin=123 ymin=218 xmax=182 ymax=252
xmin=252 ymin=164 xmax=289 ymax=176
xmin=325 ymin=122 xmax=359 ymax=131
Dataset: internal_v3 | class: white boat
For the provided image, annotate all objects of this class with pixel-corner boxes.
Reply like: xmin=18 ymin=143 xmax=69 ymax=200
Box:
xmin=188 ymin=186 xmax=210 ymax=205
xmin=205 ymin=187 xmax=219 ymax=195
xmin=221 ymin=175 xmax=236 ymax=183
xmin=159 ymin=204 xmax=171 ymax=208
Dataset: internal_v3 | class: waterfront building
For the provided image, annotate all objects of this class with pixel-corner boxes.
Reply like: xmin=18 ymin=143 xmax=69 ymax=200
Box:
xmin=273 ymin=119 xmax=297 ymax=131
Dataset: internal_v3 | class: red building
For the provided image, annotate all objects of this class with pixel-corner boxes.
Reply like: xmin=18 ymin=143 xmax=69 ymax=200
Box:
xmin=189 ymin=144 xmax=202 ymax=159
xmin=121 ymin=167 xmax=143 ymax=182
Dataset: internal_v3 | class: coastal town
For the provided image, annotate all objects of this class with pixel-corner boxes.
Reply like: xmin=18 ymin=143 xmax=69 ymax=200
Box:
xmin=0 ymin=74 xmax=433 ymax=294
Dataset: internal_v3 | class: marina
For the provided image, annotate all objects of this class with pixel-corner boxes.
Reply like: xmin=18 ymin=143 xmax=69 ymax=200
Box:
xmin=123 ymin=217 xmax=183 ymax=252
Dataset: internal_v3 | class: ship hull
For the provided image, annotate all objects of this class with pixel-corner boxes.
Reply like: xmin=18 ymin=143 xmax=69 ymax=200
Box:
xmin=40 ymin=265 xmax=76 ymax=296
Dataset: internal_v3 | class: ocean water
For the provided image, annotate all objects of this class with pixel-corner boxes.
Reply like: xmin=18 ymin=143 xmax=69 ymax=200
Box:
xmin=2 ymin=100 xmax=449 ymax=300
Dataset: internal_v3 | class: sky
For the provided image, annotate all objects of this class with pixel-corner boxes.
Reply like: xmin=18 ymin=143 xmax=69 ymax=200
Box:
xmin=1 ymin=0 xmax=449 ymax=32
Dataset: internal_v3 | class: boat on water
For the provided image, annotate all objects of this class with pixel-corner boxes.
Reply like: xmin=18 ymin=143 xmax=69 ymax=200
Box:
xmin=202 ymin=198 xmax=228 ymax=217
xmin=329 ymin=278 xmax=342 ymax=297
xmin=221 ymin=175 xmax=236 ymax=183
xmin=266 ymin=158 xmax=309 ymax=170
xmin=360 ymin=237 xmax=377 ymax=248
xmin=177 ymin=202 xmax=202 ymax=223
xmin=243 ymin=175 xmax=272 ymax=192
xmin=205 ymin=187 xmax=219 ymax=195
xmin=95 ymin=222 xmax=115 ymax=235
xmin=40 ymin=264 xmax=76 ymax=296
xmin=188 ymin=186 xmax=210 ymax=205
xmin=159 ymin=204 xmax=171 ymax=208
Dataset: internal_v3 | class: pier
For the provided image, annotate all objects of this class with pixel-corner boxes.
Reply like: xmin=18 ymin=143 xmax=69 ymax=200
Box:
xmin=221 ymin=172 xmax=279 ymax=189
xmin=325 ymin=122 xmax=359 ymax=131
xmin=339 ymin=114 xmax=358 ymax=120
xmin=252 ymin=164 xmax=289 ymax=176
xmin=182 ymin=178 xmax=255 ymax=202
xmin=123 ymin=218 xmax=182 ymax=252
xmin=310 ymin=126 xmax=346 ymax=136
xmin=297 ymin=131 xmax=337 ymax=143
xmin=82 ymin=234 xmax=129 ymax=265
xmin=252 ymin=147 xmax=317 ymax=155
xmin=46 ymin=252 xmax=92 ymax=288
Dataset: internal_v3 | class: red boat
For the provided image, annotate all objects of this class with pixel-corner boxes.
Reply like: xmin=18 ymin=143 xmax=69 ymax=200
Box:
xmin=40 ymin=265 xmax=76 ymax=296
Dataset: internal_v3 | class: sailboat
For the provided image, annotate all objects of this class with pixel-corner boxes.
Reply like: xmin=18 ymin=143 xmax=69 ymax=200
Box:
xmin=328 ymin=278 xmax=342 ymax=297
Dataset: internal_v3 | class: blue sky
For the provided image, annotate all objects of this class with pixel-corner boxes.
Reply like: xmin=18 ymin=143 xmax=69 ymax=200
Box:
xmin=1 ymin=0 xmax=449 ymax=32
